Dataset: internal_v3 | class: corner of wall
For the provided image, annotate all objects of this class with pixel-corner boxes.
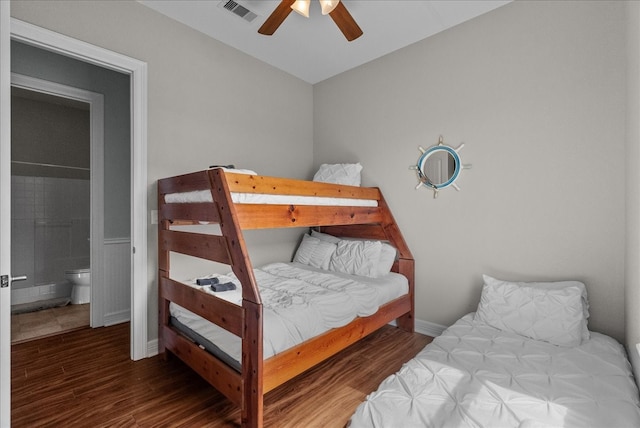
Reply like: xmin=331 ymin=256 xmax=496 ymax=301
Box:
xmin=625 ymin=0 xmax=640 ymax=386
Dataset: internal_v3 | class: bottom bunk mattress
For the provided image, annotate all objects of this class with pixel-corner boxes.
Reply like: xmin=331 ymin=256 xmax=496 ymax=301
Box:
xmin=349 ymin=313 xmax=640 ymax=428
xmin=169 ymin=262 xmax=408 ymax=371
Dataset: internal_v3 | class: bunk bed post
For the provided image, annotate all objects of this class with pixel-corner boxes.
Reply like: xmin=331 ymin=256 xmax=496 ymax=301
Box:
xmin=242 ymin=300 xmax=264 ymax=428
xmin=395 ymin=258 xmax=415 ymax=332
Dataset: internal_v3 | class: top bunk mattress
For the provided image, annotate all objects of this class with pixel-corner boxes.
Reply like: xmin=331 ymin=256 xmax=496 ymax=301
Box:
xmin=164 ymin=189 xmax=378 ymax=207
xmin=169 ymin=262 xmax=408 ymax=369
xmin=162 ymin=167 xmax=378 ymax=207
xmin=349 ymin=313 xmax=640 ymax=428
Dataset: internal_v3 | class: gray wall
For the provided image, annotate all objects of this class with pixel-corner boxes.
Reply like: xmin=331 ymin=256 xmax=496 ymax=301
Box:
xmin=11 ymin=40 xmax=131 ymax=239
xmin=12 ymin=91 xmax=90 ymax=179
xmin=314 ymin=0 xmax=627 ymax=341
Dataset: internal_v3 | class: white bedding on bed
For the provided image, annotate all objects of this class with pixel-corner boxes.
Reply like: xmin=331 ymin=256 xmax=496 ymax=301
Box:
xmin=164 ymin=189 xmax=378 ymax=207
xmin=349 ymin=313 xmax=640 ymax=428
xmin=169 ymin=262 xmax=408 ymax=365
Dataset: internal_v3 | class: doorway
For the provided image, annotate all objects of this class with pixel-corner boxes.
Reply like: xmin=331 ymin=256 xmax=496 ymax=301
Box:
xmin=5 ymin=19 xmax=149 ymax=359
xmin=9 ymin=77 xmax=103 ymax=342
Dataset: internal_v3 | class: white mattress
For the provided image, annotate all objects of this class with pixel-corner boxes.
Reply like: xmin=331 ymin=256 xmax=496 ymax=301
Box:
xmin=350 ymin=313 xmax=640 ymax=428
xmin=164 ymin=189 xmax=378 ymax=207
xmin=170 ymin=262 xmax=408 ymax=366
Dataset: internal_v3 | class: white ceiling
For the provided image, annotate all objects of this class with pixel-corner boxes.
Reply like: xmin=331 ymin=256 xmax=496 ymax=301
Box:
xmin=139 ymin=0 xmax=511 ymax=84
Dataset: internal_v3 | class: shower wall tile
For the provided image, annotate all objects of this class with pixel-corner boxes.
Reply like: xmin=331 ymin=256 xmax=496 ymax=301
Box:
xmin=71 ymin=218 xmax=90 ymax=260
xmin=35 ymin=177 xmax=45 ymax=219
xmin=72 ymin=179 xmax=90 ymax=218
xmin=11 ymin=175 xmax=90 ymax=289
xmin=11 ymin=219 xmax=34 ymax=289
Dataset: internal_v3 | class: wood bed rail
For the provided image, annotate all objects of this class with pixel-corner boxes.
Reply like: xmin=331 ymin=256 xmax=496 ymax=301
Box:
xmin=222 ymin=171 xmax=380 ymax=200
xmin=157 ymin=170 xmax=211 ymax=194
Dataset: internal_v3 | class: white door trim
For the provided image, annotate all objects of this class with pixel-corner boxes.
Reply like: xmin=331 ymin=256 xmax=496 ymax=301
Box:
xmin=0 ymin=2 xmax=12 ymax=426
xmin=11 ymin=72 xmax=105 ymax=328
xmin=9 ymin=18 xmax=148 ymax=361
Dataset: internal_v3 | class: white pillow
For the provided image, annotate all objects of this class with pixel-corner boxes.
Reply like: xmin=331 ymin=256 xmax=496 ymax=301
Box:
xmin=329 ymin=240 xmax=381 ymax=277
xmin=293 ymin=234 xmax=336 ymax=270
xmin=312 ymin=230 xmax=397 ymax=277
xmin=474 ymin=275 xmax=590 ymax=347
xmin=377 ymin=243 xmax=397 ymax=277
xmin=311 ymin=230 xmax=340 ymax=244
xmin=313 ymin=163 xmax=362 ymax=186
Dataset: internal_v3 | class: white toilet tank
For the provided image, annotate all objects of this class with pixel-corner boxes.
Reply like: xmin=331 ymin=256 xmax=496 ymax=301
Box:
xmin=66 ymin=268 xmax=91 ymax=304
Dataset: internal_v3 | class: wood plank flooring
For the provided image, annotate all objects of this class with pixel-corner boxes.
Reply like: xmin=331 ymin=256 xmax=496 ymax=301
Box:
xmin=11 ymin=323 xmax=432 ymax=427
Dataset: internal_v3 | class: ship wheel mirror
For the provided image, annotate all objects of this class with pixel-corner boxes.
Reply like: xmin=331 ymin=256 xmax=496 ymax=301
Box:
xmin=410 ymin=136 xmax=471 ymax=198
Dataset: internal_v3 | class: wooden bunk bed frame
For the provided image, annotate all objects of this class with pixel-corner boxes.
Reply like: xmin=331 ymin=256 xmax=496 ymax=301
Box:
xmin=157 ymin=168 xmax=414 ymax=427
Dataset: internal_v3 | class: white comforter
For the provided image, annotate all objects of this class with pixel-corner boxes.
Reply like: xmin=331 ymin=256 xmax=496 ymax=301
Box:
xmin=170 ymin=262 xmax=408 ymax=365
xmin=350 ymin=313 xmax=640 ymax=428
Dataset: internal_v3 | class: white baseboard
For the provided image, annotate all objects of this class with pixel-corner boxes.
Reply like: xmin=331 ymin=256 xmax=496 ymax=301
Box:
xmin=147 ymin=339 xmax=159 ymax=357
xmin=103 ymin=309 xmax=130 ymax=327
xmin=415 ymin=318 xmax=447 ymax=337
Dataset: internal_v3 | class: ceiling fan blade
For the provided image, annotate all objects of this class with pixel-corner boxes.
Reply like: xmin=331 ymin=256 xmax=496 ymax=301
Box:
xmin=258 ymin=0 xmax=297 ymax=36
xmin=328 ymin=1 xmax=363 ymax=41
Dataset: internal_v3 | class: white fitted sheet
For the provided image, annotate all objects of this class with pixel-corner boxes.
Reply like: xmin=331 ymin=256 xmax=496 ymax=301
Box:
xmin=170 ymin=262 xmax=408 ymax=366
xmin=164 ymin=189 xmax=378 ymax=207
xmin=350 ymin=313 xmax=640 ymax=428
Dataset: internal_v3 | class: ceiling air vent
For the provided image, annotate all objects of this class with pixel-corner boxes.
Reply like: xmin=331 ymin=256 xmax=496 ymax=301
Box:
xmin=219 ymin=1 xmax=258 ymax=23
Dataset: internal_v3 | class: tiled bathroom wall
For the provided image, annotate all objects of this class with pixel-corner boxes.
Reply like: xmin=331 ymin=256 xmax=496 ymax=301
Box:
xmin=11 ymin=175 xmax=90 ymax=302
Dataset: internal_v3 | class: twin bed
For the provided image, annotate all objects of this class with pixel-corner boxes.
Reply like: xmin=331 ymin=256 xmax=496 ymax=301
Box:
xmin=350 ymin=275 xmax=640 ymax=427
xmin=158 ymin=167 xmax=640 ymax=427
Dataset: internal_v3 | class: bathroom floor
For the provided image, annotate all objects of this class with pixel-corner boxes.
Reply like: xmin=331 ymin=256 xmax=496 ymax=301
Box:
xmin=11 ymin=303 xmax=90 ymax=344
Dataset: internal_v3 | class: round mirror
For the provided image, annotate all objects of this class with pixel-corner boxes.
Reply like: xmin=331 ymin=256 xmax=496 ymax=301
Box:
xmin=410 ymin=136 xmax=470 ymax=198
xmin=417 ymin=146 xmax=460 ymax=189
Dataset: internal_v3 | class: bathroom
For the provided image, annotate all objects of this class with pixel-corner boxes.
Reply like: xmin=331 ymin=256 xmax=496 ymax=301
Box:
xmin=10 ymin=86 xmax=92 ymax=341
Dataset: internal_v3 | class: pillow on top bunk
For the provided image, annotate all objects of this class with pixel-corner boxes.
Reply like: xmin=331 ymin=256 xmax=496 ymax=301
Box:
xmin=310 ymin=230 xmax=397 ymax=278
xmin=474 ymin=274 xmax=590 ymax=347
xmin=292 ymin=233 xmax=336 ymax=270
xmin=209 ymin=166 xmax=257 ymax=175
xmin=313 ymin=163 xmax=362 ymax=186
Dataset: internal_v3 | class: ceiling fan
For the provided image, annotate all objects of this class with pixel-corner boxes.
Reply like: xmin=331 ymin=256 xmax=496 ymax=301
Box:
xmin=258 ymin=0 xmax=363 ymax=42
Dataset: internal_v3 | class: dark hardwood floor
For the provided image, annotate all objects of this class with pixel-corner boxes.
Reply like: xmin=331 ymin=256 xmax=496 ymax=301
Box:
xmin=11 ymin=322 xmax=432 ymax=427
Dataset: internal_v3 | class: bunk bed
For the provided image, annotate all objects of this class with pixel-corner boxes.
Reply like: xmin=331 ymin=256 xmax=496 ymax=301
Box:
xmin=157 ymin=168 xmax=414 ymax=428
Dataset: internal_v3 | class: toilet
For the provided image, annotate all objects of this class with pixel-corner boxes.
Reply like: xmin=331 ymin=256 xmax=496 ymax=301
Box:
xmin=65 ymin=268 xmax=91 ymax=305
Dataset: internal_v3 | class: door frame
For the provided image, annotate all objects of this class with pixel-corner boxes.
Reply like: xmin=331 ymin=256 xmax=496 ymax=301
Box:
xmin=9 ymin=19 xmax=149 ymax=360
xmin=1 ymin=2 xmax=12 ymax=426
xmin=11 ymin=73 xmax=105 ymax=328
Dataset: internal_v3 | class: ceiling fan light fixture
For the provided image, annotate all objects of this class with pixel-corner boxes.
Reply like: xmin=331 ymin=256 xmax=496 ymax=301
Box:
xmin=319 ymin=0 xmax=339 ymax=15
xmin=291 ymin=0 xmax=311 ymax=18
xmin=260 ymin=0 xmax=362 ymax=41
